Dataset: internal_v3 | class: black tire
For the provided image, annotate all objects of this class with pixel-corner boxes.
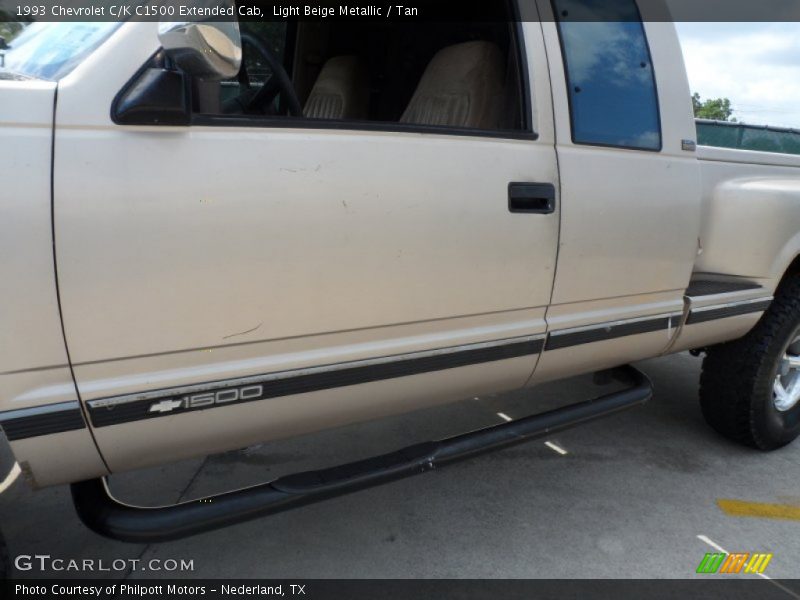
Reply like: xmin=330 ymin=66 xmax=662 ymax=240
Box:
xmin=699 ymin=273 xmax=800 ymax=450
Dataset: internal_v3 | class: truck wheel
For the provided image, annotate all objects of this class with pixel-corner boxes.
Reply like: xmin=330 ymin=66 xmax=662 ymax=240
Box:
xmin=699 ymin=273 xmax=800 ymax=450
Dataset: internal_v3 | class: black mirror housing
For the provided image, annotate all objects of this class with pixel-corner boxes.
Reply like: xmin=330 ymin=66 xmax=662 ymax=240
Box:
xmin=112 ymin=68 xmax=190 ymax=126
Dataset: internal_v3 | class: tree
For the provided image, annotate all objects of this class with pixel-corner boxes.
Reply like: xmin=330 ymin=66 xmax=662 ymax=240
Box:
xmin=692 ymin=93 xmax=736 ymax=121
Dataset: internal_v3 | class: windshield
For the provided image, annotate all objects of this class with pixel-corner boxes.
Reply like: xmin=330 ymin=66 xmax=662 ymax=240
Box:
xmin=0 ymin=22 xmax=121 ymax=80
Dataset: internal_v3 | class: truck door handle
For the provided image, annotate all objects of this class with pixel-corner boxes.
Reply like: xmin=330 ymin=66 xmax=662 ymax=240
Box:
xmin=508 ymin=182 xmax=556 ymax=214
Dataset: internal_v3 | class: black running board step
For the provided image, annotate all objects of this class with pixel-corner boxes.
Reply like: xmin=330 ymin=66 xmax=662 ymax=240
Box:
xmin=71 ymin=365 xmax=652 ymax=543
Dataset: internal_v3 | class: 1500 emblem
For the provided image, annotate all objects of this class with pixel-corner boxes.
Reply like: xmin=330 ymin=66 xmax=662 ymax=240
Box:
xmin=148 ymin=385 xmax=264 ymax=414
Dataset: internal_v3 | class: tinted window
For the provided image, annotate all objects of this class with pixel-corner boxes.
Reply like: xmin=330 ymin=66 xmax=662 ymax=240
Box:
xmin=553 ymin=0 xmax=661 ymax=150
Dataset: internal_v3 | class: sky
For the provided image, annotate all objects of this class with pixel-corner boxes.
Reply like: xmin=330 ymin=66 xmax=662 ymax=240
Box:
xmin=676 ymin=23 xmax=800 ymax=128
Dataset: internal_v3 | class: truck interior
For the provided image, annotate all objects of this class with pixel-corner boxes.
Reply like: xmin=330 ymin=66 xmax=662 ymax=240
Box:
xmin=208 ymin=16 xmax=527 ymax=133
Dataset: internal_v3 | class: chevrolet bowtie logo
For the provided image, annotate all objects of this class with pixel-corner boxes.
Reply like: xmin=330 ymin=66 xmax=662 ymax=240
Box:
xmin=148 ymin=399 xmax=183 ymax=413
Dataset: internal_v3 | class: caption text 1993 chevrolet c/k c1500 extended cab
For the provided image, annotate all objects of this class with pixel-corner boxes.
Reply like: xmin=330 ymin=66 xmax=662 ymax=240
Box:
xmin=1 ymin=0 xmax=800 ymax=544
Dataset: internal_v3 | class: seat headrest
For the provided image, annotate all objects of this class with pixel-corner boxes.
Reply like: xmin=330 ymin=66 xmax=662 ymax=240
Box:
xmin=401 ymin=41 xmax=505 ymax=130
xmin=303 ymin=55 xmax=369 ymax=120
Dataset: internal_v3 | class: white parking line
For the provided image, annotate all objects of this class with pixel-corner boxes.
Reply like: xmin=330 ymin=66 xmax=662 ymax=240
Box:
xmin=697 ymin=534 xmax=800 ymax=599
xmin=0 ymin=463 xmax=21 ymax=495
xmin=544 ymin=441 xmax=568 ymax=455
xmin=697 ymin=534 xmax=727 ymax=554
xmin=493 ymin=413 xmax=569 ymax=456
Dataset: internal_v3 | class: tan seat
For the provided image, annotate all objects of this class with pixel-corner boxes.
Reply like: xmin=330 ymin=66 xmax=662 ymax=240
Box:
xmin=303 ymin=55 xmax=369 ymax=120
xmin=401 ymin=41 xmax=505 ymax=129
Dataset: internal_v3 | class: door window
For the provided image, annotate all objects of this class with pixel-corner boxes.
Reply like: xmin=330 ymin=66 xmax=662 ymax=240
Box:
xmin=221 ymin=23 xmax=289 ymax=108
xmin=124 ymin=2 xmax=532 ymax=138
xmin=217 ymin=17 xmax=528 ymax=136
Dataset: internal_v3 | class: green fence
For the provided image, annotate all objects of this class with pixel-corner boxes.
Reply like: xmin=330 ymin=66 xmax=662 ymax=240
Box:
xmin=696 ymin=119 xmax=800 ymax=156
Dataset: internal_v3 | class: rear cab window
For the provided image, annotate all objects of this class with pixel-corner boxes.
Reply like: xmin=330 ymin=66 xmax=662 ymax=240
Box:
xmin=552 ymin=0 xmax=661 ymax=151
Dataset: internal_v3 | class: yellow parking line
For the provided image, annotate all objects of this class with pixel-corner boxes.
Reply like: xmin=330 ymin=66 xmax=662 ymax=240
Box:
xmin=717 ymin=498 xmax=800 ymax=521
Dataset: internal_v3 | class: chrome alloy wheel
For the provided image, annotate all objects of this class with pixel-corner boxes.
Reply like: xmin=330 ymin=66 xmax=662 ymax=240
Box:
xmin=774 ymin=335 xmax=800 ymax=412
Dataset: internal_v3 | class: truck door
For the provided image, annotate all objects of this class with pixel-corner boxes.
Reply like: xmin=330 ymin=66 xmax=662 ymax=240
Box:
xmin=531 ymin=0 xmax=703 ymax=384
xmin=53 ymin=19 xmax=561 ymax=471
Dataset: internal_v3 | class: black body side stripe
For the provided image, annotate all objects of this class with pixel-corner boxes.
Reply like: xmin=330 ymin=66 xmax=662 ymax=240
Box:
xmin=88 ymin=337 xmax=545 ymax=428
xmin=2 ymin=296 xmax=775 ymax=437
xmin=0 ymin=401 xmax=86 ymax=441
xmin=8 ymin=299 xmax=774 ymax=436
xmin=687 ymin=299 xmax=772 ymax=325
xmin=545 ymin=316 xmax=677 ymax=351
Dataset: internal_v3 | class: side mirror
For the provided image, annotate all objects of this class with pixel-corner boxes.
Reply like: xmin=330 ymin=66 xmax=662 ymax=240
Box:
xmin=113 ymin=68 xmax=190 ymax=126
xmin=158 ymin=19 xmax=242 ymax=80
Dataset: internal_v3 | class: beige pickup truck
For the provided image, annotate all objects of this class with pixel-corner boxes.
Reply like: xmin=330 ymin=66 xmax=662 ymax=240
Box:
xmin=1 ymin=0 xmax=799 ymax=547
